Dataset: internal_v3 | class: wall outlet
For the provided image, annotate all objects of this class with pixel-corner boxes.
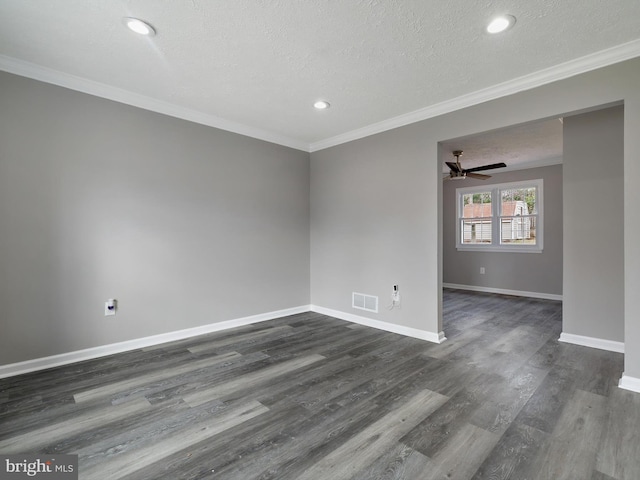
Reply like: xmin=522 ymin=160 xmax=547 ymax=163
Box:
xmin=105 ymin=299 xmax=117 ymax=316
xmin=480 ymin=267 xmax=486 ymax=274
xmin=392 ymin=285 xmax=400 ymax=303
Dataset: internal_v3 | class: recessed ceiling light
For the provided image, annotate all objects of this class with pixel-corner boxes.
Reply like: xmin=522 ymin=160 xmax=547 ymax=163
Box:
xmin=314 ymin=100 xmax=330 ymax=110
xmin=487 ymin=15 xmax=516 ymax=34
xmin=124 ymin=17 xmax=156 ymax=36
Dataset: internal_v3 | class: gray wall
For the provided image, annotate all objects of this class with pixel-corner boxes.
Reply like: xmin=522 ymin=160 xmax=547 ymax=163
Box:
xmin=443 ymin=164 xmax=563 ymax=295
xmin=311 ymin=126 xmax=434 ymax=330
xmin=0 ymin=71 xmax=310 ymax=365
xmin=3 ymin=59 xmax=640 ymax=382
xmin=563 ymin=106 xmax=624 ymax=342
xmin=310 ymin=58 xmax=640 ymax=380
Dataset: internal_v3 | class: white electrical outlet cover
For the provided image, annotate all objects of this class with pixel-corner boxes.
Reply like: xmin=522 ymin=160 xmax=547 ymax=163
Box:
xmin=105 ymin=300 xmax=116 ymax=316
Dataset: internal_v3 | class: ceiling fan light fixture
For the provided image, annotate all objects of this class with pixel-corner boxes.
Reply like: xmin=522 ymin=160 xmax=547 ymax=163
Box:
xmin=449 ymin=174 xmax=467 ymax=180
xmin=444 ymin=149 xmax=506 ymax=181
xmin=487 ymin=15 xmax=516 ymax=34
xmin=124 ymin=17 xmax=156 ymax=36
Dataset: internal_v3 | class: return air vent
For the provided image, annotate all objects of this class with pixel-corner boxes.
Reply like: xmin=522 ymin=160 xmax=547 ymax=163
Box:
xmin=352 ymin=292 xmax=378 ymax=313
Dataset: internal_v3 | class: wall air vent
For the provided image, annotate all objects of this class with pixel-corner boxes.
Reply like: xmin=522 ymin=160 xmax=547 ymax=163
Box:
xmin=352 ymin=292 xmax=378 ymax=313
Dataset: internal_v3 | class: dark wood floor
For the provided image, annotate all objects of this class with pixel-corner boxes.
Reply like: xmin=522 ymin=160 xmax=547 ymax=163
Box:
xmin=1 ymin=289 xmax=639 ymax=479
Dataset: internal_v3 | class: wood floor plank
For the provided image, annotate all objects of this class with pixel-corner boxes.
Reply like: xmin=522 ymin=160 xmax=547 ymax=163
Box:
xmin=425 ymin=327 xmax=486 ymax=359
xmin=123 ymin=404 xmax=312 ymax=480
xmin=256 ymin=340 xmax=430 ymax=412
xmin=46 ymin=397 xmax=191 ymax=454
xmin=0 ymin=292 xmax=634 ymax=479
xmin=490 ymin=324 xmax=552 ymax=356
xmin=318 ymin=327 xmax=396 ymax=359
xmin=401 ymin=388 xmax=483 ymax=458
xmin=140 ymin=323 xmax=258 ymax=352
xmin=257 ymin=353 xmax=370 ymax=408
xmin=295 ymin=389 xmax=448 ymax=480
xmin=0 ymin=397 xmax=151 ymax=453
xmin=277 ymin=349 xmax=432 ymax=413
xmin=422 ymin=423 xmax=500 ymax=480
xmin=526 ymin=337 xmax=563 ymax=370
xmin=530 ymin=389 xmax=608 ymax=480
xmin=18 ymin=348 xmax=198 ymax=397
xmin=80 ymin=400 xmax=269 ymax=480
xmin=369 ymin=356 xmax=458 ymax=409
xmin=256 ymin=325 xmax=362 ymax=358
xmin=134 ymin=350 xmax=271 ymax=405
xmin=73 ymin=351 xmax=242 ymax=403
xmin=596 ymin=388 xmax=640 ymax=480
xmin=468 ymin=363 xmax=549 ymax=435
xmin=331 ymin=354 xmax=436 ymax=411
xmin=182 ymin=354 xmax=325 ymax=407
xmin=591 ymin=470 xmax=618 ymax=480
xmin=187 ymin=325 xmax=295 ymax=354
xmin=514 ymin=364 xmax=578 ymax=433
xmin=471 ymin=421 xmax=549 ymax=480
xmin=214 ymin=401 xmax=389 ymax=480
xmin=349 ymin=443 xmax=432 ymax=480
xmin=554 ymin=344 xmax=624 ymax=397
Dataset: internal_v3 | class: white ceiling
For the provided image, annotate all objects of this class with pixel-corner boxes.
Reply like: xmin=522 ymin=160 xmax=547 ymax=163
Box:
xmin=440 ymin=117 xmax=564 ymax=172
xmin=1 ymin=1 xmax=639 ymax=153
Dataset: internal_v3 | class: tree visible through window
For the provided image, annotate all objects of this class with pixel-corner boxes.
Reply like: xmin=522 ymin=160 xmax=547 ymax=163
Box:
xmin=457 ymin=180 xmax=543 ymax=252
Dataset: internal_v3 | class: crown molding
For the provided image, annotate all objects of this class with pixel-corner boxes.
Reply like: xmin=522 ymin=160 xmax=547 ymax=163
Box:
xmin=309 ymin=38 xmax=640 ymax=152
xmin=0 ymin=55 xmax=309 ymax=152
xmin=3 ymin=38 xmax=640 ymax=155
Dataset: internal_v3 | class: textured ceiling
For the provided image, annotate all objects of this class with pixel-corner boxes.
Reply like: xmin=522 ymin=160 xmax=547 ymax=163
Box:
xmin=441 ymin=118 xmax=564 ymax=172
xmin=0 ymin=0 xmax=639 ymax=152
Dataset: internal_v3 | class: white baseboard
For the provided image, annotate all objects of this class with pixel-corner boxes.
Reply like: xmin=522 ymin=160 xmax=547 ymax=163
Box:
xmin=0 ymin=305 xmax=311 ymax=379
xmin=559 ymin=332 xmax=625 ymax=353
xmin=619 ymin=375 xmax=640 ymax=393
xmin=310 ymin=305 xmax=445 ymax=344
xmin=443 ymin=283 xmax=563 ymax=301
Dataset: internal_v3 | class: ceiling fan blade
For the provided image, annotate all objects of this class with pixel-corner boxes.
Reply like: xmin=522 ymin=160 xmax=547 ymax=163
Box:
xmin=467 ymin=172 xmax=491 ymax=180
xmin=464 ymin=162 xmax=507 ymax=173
xmin=445 ymin=161 xmax=460 ymax=173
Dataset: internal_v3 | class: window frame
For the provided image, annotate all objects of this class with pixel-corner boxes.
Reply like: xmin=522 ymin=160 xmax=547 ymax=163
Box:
xmin=456 ymin=179 xmax=543 ymax=253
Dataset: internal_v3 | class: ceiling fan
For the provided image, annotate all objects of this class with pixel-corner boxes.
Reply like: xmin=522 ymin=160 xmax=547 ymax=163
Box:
xmin=445 ymin=150 xmax=506 ymax=180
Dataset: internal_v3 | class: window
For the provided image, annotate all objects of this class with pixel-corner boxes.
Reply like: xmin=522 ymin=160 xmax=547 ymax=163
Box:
xmin=456 ymin=179 xmax=543 ymax=252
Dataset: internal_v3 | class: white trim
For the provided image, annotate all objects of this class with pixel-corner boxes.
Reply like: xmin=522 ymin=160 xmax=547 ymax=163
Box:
xmin=619 ymin=375 xmax=640 ymax=393
xmin=443 ymin=283 xmax=562 ymax=301
xmin=309 ymin=39 xmax=640 ymax=152
xmin=559 ymin=332 xmax=625 ymax=353
xmin=0 ymin=55 xmax=309 ymax=152
xmin=310 ymin=305 xmax=445 ymax=344
xmin=0 ymin=305 xmax=311 ymax=379
xmin=3 ymin=40 xmax=640 ymax=154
